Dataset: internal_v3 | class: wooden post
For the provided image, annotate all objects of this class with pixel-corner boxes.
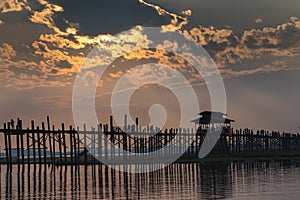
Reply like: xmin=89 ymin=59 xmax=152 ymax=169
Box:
xmin=91 ymin=127 xmax=96 ymax=164
xmin=141 ymin=128 xmax=144 ymax=154
xmin=83 ymin=124 xmax=87 ymax=164
xmin=124 ymin=115 xmax=127 ymax=132
xmin=183 ymin=128 xmax=187 ymax=155
xmin=123 ymin=130 xmax=127 ymax=158
xmin=76 ymin=129 xmax=80 ymax=164
xmin=242 ymin=129 xmax=246 ymax=153
xmin=135 ymin=118 xmax=139 ymax=153
xmin=133 ymin=124 xmax=137 ymax=153
xmin=72 ymin=128 xmax=76 ymax=164
xmin=16 ymin=122 xmax=20 ymax=163
xmin=26 ymin=127 xmax=30 ymax=164
xmin=7 ymin=122 xmax=12 ymax=165
xmin=110 ymin=116 xmax=115 ymax=159
xmin=69 ymin=125 xmax=73 ymax=164
xmin=42 ymin=122 xmax=47 ymax=164
xmin=3 ymin=123 xmax=9 ymax=164
xmin=52 ymin=125 xmax=56 ymax=163
xmin=62 ymin=123 xmax=67 ymax=163
xmin=164 ymin=129 xmax=168 ymax=147
xmin=18 ymin=119 xmax=25 ymax=164
xmin=110 ymin=116 xmax=114 ymax=132
xmin=46 ymin=116 xmax=53 ymax=164
xmin=104 ymin=124 xmax=108 ymax=160
xmin=36 ymin=126 xmax=41 ymax=164
xmin=191 ymin=128 xmax=195 ymax=155
xmin=179 ymin=128 xmax=182 ymax=155
xmin=58 ymin=129 xmax=63 ymax=164
xmin=98 ymin=124 xmax=102 ymax=161
xmin=236 ymin=129 xmax=239 ymax=153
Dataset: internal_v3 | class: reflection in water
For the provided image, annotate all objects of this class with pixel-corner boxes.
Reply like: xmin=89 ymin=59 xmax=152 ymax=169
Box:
xmin=0 ymin=161 xmax=300 ymax=199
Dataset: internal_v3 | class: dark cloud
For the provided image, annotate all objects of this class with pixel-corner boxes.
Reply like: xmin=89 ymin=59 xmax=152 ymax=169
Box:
xmin=147 ymin=0 xmax=300 ymax=33
xmin=49 ymin=0 xmax=170 ymax=35
xmin=185 ymin=17 xmax=300 ymax=66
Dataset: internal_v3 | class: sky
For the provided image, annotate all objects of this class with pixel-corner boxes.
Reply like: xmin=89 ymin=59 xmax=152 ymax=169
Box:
xmin=0 ymin=0 xmax=300 ymax=132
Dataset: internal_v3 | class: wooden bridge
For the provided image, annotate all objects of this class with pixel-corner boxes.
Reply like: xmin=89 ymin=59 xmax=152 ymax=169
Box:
xmin=0 ymin=115 xmax=299 ymax=165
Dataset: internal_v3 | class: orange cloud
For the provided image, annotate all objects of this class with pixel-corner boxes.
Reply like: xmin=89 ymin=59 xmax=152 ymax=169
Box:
xmin=0 ymin=57 xmax=68 ymax=89
xmin=0 ymin=43 xmax=16 ymax=59
xmin=32 ymin=40 xmax=85 ymax=75
xmin=138 ymin=0 xmax=186 ymax=20
xmin=138 ymin=0 xmax=190 ymax=32
xmin=29 ymin=1 xmax=65 ymax=34
xmin=1 ymin=0 xmax=299 ymax=91
xmin=255 ymin=18 xmax=263 ymax=23
xmin=181 ymin=10 xmax=192 ymax=17
xmin=0 ymin=0 xmax=31 ymax=13
xmin=109 ymin=70 xmax=123 ymax=78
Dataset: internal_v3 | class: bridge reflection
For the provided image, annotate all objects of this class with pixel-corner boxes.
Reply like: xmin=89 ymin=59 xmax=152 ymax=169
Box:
xmin=1 ymin=161 xmax=299 ymax=199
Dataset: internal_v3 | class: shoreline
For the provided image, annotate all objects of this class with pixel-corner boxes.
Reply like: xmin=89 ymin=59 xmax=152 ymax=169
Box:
xmin=177 ymin=150 xmax=300 ymax=163
xmin=1 ymin=150 xmax=300 ymax=165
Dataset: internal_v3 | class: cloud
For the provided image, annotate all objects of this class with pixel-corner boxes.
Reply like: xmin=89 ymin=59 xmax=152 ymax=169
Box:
xmin=138 ymin=0 xmax=186 ymax=20
xmin=31 ymin=40 xmax=86 ymax=76
xmin=0 ymin=43 xmax=16 ymax=59
xmin=138 ymin=0 xmax=190 ymax=32
xmin=29 ymin=0 xmax=65 ymax=34
xmin=0 ymin=0 xmax=299 ymax=91
xmin=0 ymin=58 xmax=64 ymax=89
xmin=0 ymin=0 xmax=31 ymax=13
xmin=184 ymin=17 xmax=300 ymax=66
xmin=181 ymin=10 xmax=192 ymax=17
xmin=109 ymin=70 xmax=123 ymax=78
xmin=220 ymin=60 xmax=288 ymax=79
xmin=255 ymin=18 xmax=263 ymax=23
xmin=0 ymin=0 xmax=194 ymax=90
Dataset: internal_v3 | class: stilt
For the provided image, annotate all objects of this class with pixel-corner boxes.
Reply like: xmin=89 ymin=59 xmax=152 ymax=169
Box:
xmin=3 ymin=123 xmax=9 ymax=164
xmin=26 ymin=127 xmax=30 ymax=164
xmin=36 ymin=126 xmax=41 ymax=164
xmin=83 ymin=124 xmax=87 ymax=164
xmin=61 ymin=123 xmax=67 ymax=163
xmin=69 ymin=125 xmax=73 ymax=164
xmin=18 ymin=119 xmax=25 ymax=164
xmin=46 ymin=116 xmax=53 ymax=164
xmin=52 ymin=125 xmax=56 ymax=164
xmin=7 ymin=122 xmax=12 ymax=165
xmin=42 ymin=122 xmax=47 ymax=164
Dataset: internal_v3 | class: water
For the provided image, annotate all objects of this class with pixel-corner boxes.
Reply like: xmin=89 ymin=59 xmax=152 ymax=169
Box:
xmin=1 ymin=161 xmax=299 ymax=199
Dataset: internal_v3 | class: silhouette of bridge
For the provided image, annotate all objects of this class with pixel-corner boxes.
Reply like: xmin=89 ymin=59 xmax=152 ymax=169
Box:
xmin=0 ymin=112 xmax=299 ymax=165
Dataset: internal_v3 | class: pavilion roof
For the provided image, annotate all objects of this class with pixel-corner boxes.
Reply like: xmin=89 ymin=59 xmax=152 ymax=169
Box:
xmin=191 ymin=111 xmax=234 ymax=124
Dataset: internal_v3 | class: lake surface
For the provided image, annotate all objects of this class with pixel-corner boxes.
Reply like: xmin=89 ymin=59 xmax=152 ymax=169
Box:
xmin=1 ymin=161 xmax=299 ymax=199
